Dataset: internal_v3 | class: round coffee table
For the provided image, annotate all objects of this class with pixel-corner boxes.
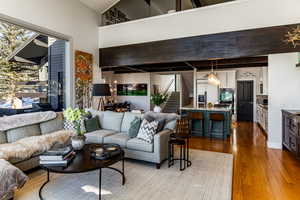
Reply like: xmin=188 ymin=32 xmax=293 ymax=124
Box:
xmin=39 ymin=143 xmax=125 ymax=200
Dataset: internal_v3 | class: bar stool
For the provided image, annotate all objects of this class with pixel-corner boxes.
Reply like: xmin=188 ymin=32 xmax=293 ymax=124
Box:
xmin=168 ymin=118 xmax=192 ymax=171
xmin=209 ymin=113 xmax=226 ymax=139
xmin=187 ymin=112 xmax=205 ymax=136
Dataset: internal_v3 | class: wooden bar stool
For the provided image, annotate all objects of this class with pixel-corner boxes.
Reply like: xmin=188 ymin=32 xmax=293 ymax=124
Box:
xmin=168 ymin=118 xmax=192 ymax=171
xmin=187 ymin=112 xmax=205 ymax=136
xmin=209 ymin=113 xmax=226 ymax=139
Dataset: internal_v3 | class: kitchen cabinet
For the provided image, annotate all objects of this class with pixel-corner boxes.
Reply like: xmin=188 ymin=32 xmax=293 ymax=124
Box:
xmin=258 ymin=67 xmax=268 ymax=95
xmin=256 ymin=104 xmax=268 ymax=134
xmin=282 ymin=110 xmax=300 ymax=159
xmin=217 ymin=71 xmax=236 ymax=89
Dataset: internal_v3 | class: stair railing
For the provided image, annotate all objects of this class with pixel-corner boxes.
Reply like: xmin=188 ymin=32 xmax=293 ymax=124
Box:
xmin=163 ymin=78 xmax=175 ymax=96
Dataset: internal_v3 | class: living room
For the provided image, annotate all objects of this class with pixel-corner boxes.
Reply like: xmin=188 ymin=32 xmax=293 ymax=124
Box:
xmin=1 ymin=0 xmax=300 ymax=200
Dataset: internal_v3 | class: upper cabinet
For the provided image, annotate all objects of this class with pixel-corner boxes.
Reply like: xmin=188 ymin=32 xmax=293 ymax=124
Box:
xmin=258 ymin=67 xmax=268 ymax=95
xmin=217 ymin=71 xmax=236 ymax=89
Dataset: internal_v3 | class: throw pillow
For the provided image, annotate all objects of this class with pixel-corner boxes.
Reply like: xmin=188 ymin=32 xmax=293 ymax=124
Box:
xmin=137 ymin=119 xmax=159 ymax=143
xmin=64 ymin=119 xmax=86 ymax=133
xmin=143 ymin=115 xmax=165 ymax=133
xmin=84 ymin=116 xmax=101 ymax=133
xmin=128 ymin=117 xmax=141 ymax=138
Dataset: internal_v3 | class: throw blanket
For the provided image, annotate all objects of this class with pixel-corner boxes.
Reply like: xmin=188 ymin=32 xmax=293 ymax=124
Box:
xmin=0 ymin=130 xmax=73 ymax=161
xmin=0 ymin=159 xmax=28 ymax=200
xmin=0 ymin=111 xmax=57 ymax=132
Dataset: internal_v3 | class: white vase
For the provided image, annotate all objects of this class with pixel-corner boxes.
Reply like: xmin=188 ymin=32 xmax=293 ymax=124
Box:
xmin=153 ymin=105 xmax=162 ymax=113
xmin=71 ymin=135 xmax=86 ymax=151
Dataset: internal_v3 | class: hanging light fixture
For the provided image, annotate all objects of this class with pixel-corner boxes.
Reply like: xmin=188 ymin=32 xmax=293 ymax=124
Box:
xmin=208 ymin=60 xmax=220 ymax=85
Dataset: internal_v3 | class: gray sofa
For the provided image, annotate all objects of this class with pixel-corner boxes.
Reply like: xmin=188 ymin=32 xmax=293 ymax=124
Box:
xmin=0 ymin=110 xmax=177 ymax=171
xmin=85 ymin=109 xmax=178 ymax=169
xmin=0 ymin=112 xmax=64 ymax=171
xmin=0 ymin=110 xmax=177 ymax=199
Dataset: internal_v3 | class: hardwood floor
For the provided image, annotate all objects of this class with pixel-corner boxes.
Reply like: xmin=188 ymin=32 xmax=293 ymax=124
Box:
xmin=189 ymin=122 xmax=300 ymax=200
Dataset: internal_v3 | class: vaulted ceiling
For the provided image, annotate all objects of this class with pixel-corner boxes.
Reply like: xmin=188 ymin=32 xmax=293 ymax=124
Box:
xmin=80 ymin=0 xmax=236 ymax=14
xmin=79 ymin=0 xmax=120 ymax=13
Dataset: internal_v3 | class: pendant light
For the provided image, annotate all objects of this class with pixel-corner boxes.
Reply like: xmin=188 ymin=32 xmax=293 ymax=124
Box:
xmin=208 ymin=60 xmax=220 ymax=85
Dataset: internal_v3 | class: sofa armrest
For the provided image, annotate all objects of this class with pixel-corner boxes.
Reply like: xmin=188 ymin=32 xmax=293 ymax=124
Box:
xmin=153 ymin=129 xmax=173 ymax=163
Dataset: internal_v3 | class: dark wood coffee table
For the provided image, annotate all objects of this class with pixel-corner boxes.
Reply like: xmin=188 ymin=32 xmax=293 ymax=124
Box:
xmin=39 ymin=144 xmax=125 ymax=200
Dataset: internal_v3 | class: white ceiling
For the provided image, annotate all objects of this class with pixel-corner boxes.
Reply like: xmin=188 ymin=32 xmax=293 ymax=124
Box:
xmin=79 ymin=0 xmax=120 ymax=13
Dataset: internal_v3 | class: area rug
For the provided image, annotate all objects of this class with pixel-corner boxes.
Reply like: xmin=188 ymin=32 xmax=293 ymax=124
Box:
xmin=15 ymin=150 xmax=233 ymax=200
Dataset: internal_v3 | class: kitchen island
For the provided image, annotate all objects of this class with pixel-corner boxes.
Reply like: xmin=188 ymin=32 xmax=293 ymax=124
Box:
xmin=181 ymin=107 xmax=232 ymax=139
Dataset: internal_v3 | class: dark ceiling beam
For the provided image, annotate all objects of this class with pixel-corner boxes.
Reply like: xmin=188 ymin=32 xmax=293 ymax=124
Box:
xmin=99 ymin=23 xmax=300 ymax=67
xmin=102 ymin=61 xmax=267 ymax=73
xmin=125 ymin=66 xmax=147 ymax=73
xmin=184 ymin=62 xmax=196 ymax=69
xmin=189 ymin=56 xmax=268 ymax=67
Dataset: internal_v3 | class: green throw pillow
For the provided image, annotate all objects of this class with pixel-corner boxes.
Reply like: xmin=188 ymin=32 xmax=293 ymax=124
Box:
xmin=84 ymin=116 xmax=101 ymax=133
xmin=128 ymin=117 xmax=141 ymax=138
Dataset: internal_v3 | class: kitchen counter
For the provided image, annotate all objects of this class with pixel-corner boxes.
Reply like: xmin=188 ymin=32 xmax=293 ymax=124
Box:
xmin=181 ymin=106 xmax=232 ymax=112
xmin=180 ymin=107 xmax=232 ymax=139
xmin=282 ymin=110 xmax=300 ymax=116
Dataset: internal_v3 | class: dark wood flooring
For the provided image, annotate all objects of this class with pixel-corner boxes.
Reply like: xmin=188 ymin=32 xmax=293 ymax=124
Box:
xmin=189 ymin=122 xmax=300 ymax=200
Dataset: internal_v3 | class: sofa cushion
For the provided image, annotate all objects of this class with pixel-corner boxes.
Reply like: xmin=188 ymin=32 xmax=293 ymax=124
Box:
xmin=40 ymin=112 xmax=64 ymax=135
xmin=126 ymin=138 xmax=153 ymax=153
xmin=6 ymin=125 xmax=41 ymax=143
xmin=85 ymin=129 xmax=116 ymax=144
xmin=0 ymin=131 xmax=7 ymax=144
xmin=102 ymin=111 xmax=124 ymax=132
xmin=121 ymin=112 xmax=142 ymax=133
xmin=103 ymin=133 xmax=130 ymax=148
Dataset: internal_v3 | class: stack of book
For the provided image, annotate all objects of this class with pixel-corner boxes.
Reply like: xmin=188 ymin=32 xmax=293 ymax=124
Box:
xmin=39 ymin=145 xmax=75 ymax=167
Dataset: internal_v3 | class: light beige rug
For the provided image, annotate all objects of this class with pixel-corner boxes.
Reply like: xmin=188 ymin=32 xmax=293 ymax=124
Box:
xmin=15 ymin=150 xmax=233 ymax=200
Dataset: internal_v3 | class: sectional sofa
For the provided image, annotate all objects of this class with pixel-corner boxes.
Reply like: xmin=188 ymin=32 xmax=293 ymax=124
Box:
xmin=85 ymin=109 xmax=178 ymax=169
xmin=0 ymin=110 xmax=177 ymax=171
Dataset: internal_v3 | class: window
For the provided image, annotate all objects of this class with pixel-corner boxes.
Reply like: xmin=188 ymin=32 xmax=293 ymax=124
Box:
xmin=0 ymin=21 xmax=67 ymax=116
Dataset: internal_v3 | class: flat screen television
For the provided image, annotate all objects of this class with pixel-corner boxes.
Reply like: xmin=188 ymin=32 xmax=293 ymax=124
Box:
xmin=219 ymin=88 xmax=234 ymax=103
xmin=117 ymin=84 xmax=147 ymax=96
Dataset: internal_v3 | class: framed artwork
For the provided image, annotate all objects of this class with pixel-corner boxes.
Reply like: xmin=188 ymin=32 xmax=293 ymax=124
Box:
xmin=75 ymin=50 xmax=93 ymax=108
xmin=117 ymin=84 xmax=147 ymax=96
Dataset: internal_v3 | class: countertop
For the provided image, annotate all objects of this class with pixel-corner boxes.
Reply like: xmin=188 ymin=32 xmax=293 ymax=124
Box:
xmin=180 ymin=106 xmax=231 ymax=112
xmin=282 ymin=110 xmax=300 ymax=115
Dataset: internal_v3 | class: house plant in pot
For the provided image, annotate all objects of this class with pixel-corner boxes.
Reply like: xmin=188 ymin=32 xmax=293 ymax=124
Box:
xmin=63 ymin=108 xmax=87 ymax=150
xmin=151 ymin=92 xmax=168 ymax=113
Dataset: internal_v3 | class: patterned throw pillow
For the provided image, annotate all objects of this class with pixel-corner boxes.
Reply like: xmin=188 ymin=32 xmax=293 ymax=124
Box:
xmin=64 ymin=119 xmax=86 ymax=133
xmin=137 ymin=119 xmax=159 ymax=143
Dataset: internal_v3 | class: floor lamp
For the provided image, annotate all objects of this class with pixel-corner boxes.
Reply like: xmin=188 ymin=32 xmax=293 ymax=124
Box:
xmin=92 ymin=84 xmax=111 ymax=111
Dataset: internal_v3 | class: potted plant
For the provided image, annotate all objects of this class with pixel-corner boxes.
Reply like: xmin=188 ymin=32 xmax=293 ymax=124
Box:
xmin=63 ymin=108 xmax=87 ymax=150
xmin=151 ymin=92 xmax=168 ymax=113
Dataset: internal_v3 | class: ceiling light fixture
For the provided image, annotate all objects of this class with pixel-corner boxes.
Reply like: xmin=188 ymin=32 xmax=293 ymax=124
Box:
xmin=208 ymin=61 xmax=220 ymax=86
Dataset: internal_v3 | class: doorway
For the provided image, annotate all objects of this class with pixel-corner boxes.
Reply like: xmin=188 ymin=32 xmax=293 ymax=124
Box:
xmin=237 ymin=80 xmax=254 ymax=121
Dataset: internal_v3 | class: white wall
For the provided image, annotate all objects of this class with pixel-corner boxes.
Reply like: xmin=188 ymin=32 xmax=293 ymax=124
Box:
xmin=102 ymin=72 xmax=151 ymax=111
xmin=99 ymin=0 xmax=300 ymax=48
xmin=151 ymin=74 xmax=175 ymax=93
xmin=268 ymin=53 xmax=300 ymax=149
xmin=0 ymin=0 xmax=100 ymax=106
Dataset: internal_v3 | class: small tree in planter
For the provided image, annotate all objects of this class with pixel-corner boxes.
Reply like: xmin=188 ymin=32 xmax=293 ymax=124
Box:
xmin=151 ymin=92 xmax=168 ymax=113
xmin=63 ymin=108 xmax=87 ymax=150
